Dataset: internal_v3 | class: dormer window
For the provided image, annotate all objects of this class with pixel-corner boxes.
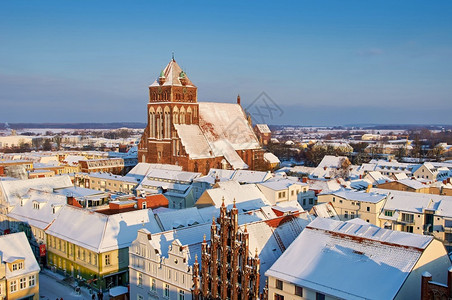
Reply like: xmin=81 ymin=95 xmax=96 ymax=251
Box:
xmin=12 ymin=261 xmax=23 ymax=271
xmin=33 ymin=202 xmax=39 ymax=210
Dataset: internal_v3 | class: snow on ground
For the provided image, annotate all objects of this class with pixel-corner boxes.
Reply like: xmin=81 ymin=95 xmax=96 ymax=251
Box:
xmin=39 ymin=270 xmax=109 ymax=300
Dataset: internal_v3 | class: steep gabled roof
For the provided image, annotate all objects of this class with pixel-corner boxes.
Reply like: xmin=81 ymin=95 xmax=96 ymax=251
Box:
xmin=0 ymin=232 xmax=40 ymax=278
xmin=149 ymin=59 xmax=195 ymax=87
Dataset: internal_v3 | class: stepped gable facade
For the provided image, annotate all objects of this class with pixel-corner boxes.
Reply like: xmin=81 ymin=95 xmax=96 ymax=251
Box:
xmin=138 ymin=58 xmax=265 ymax=175
xmin=192 ymin=201 xmax=262 ymax=300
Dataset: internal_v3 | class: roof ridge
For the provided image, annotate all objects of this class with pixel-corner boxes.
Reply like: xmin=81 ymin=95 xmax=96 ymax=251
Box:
xmin=306 ymin=225 xmax=429 ymax=251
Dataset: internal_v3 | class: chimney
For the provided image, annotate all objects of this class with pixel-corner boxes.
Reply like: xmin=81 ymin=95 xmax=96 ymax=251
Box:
xmin=302 ymin=177 xmax=308 ymax=183
xmin=421 ymin=271 xmax=432 ymax=300
xmin=366 ymin=184 xmax=372 ymax=193
xmin=237 ymin=94 xmax=241 ymax=106
xmin=359 ymin=174 xmax=362 ymax=179
xmin=215 ymin=175 xmax=220 ymax=184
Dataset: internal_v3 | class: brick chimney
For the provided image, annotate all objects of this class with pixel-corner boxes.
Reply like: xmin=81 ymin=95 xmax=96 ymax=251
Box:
xmin=67 ymin=195 xmax=82 ymax=208
xmin=421 ymin=271 xmax=432 ymax=300
xmin=237 ymin=94 xmax=241 ymax=106
xmin=302 ymin=177 xmax=308 ymax=183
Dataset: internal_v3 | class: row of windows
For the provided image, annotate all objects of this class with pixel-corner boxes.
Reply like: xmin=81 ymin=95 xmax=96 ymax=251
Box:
xmin=274 ymin=280 xmax=324 ymax=299
xmin=10 ymin=275 xmax=36 ymax=293
xmin=136 ymin=266 xmax=186 ymax=286
xmin=137 ymin=277 xmax=185 ymax=300
xmin=150 ymin=91 xmax=195 ymax=102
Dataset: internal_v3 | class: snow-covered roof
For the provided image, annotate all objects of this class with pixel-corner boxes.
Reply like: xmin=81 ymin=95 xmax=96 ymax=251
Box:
xmin=232 ymin=169 xmax=271 ymax=183
xmin=198 ymin=102 xmax=260 ymax=151
xmin=310 ymin=202 xmax=340 ymax=220
xmin=174 ymin=124 xmax=214 ymax=159
xmin=350 ymin=179 xmax=372 ymax=190
xmin=88 ymin=172 xmax=139 ymax=183
xmin=197 ymin=180 xmax=271 ymax=208
xmin=155 ymin=207 xmax=204 ymax=231
xmin=126 ymin=162 xmax=182 ymax=181
xmin=62 ymin=155 xmax=86 ymax=166
xmin=366 ymin=171 xmax=391 ymax=185
xmin=393 ymin=173 xmax=408 ymax=180
xmin=244 ymin=214 xmax=313 ymax=290
xmin=396 ymin=178 xmax=427 ymax=190
xmin=196 ymin=169 xmax=270 ymax=185
xmin=264 ymin=152 xmax=280 ymax=164
xmin=157 ymin=102 xmax=260 ymax=170
xmin=0 ymin=232 xmax=40 ymax=278
xmin=255 ymin=124 xmax=271 ymax=134
xmin=7 ymin=189 xmax=67 ymax=230
xmin=45 ymin=206 xmax=162 ymax=253
xmin=310 ymin=155 xmax=351 ymax=179
xmin=321 ymin=189 xmax=387 ymax=204
xmin=0 ymin=175 xmax=72 ymax=207
xmin=266 ymin=218 xmax=433 ymax=300
xmin=373 ymin=188 xmax=452 ymax=217
xmin=145 ymin=168 xmax=201 ymax=183
xmin=54 ymin=186 xmax=107 ymax=199
xmin=258 ymin=178 xmax=306 ymax=191
xmin=308 ymin=179 xmax=342 ymax=193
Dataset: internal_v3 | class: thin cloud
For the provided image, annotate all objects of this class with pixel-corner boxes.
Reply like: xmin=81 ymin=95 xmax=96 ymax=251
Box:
xmin=357 ymin=48 xmax=384 ymax=56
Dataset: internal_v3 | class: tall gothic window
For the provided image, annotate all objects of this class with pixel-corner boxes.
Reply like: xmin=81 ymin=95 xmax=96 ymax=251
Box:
xmin=180 ymin=107 xmax=186 ymax=124
xmin=149 ymin=108 xmax=156 ymax=138
xmin=164 ymin=106 xmax=171 ymax=138
xmin=187 ymin=107 xmax=192 ymax=124
xmin=156 ymin=107 xmax=163 ymax=139
xmin=173 ymin=106 xmax=179 ymax=124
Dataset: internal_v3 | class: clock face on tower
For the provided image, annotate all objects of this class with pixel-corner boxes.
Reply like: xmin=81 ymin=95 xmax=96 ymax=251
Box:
xmin=183 ymin=87 xmax=187 ymax=94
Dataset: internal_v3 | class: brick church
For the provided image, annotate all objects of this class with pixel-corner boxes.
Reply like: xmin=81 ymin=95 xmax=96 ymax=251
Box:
xmin=138 ymin=58 xmax=266 ymax=174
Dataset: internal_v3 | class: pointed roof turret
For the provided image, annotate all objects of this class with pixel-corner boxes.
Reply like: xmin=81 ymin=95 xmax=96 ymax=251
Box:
xmin=150 ymin=58 xmax=195 ymax=87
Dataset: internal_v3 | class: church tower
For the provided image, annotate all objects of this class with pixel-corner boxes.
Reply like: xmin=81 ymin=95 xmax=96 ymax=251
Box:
xmin=138 ymin=57 xmax=199 ymax=164
xmin=138 ymin=57 xmax=267 ymax=175
xmin=192 ymin=200 xmax=262 ymax=300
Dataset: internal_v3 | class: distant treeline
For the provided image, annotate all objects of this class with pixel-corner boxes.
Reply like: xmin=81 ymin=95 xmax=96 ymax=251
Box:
xmin=268 ymin=124 xmax=452 ymax=130
xmin=1 ymin=122 xmax=147 ymax=130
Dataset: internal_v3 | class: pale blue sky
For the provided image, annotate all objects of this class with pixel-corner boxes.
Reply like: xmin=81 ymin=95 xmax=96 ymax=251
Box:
xmin=1 ymin=1 xmax=451 ymax=125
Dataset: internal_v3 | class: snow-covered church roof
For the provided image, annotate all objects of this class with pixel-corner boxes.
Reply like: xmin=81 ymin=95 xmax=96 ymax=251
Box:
xmin=174 ymin=102 xmax=261 ymax=169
